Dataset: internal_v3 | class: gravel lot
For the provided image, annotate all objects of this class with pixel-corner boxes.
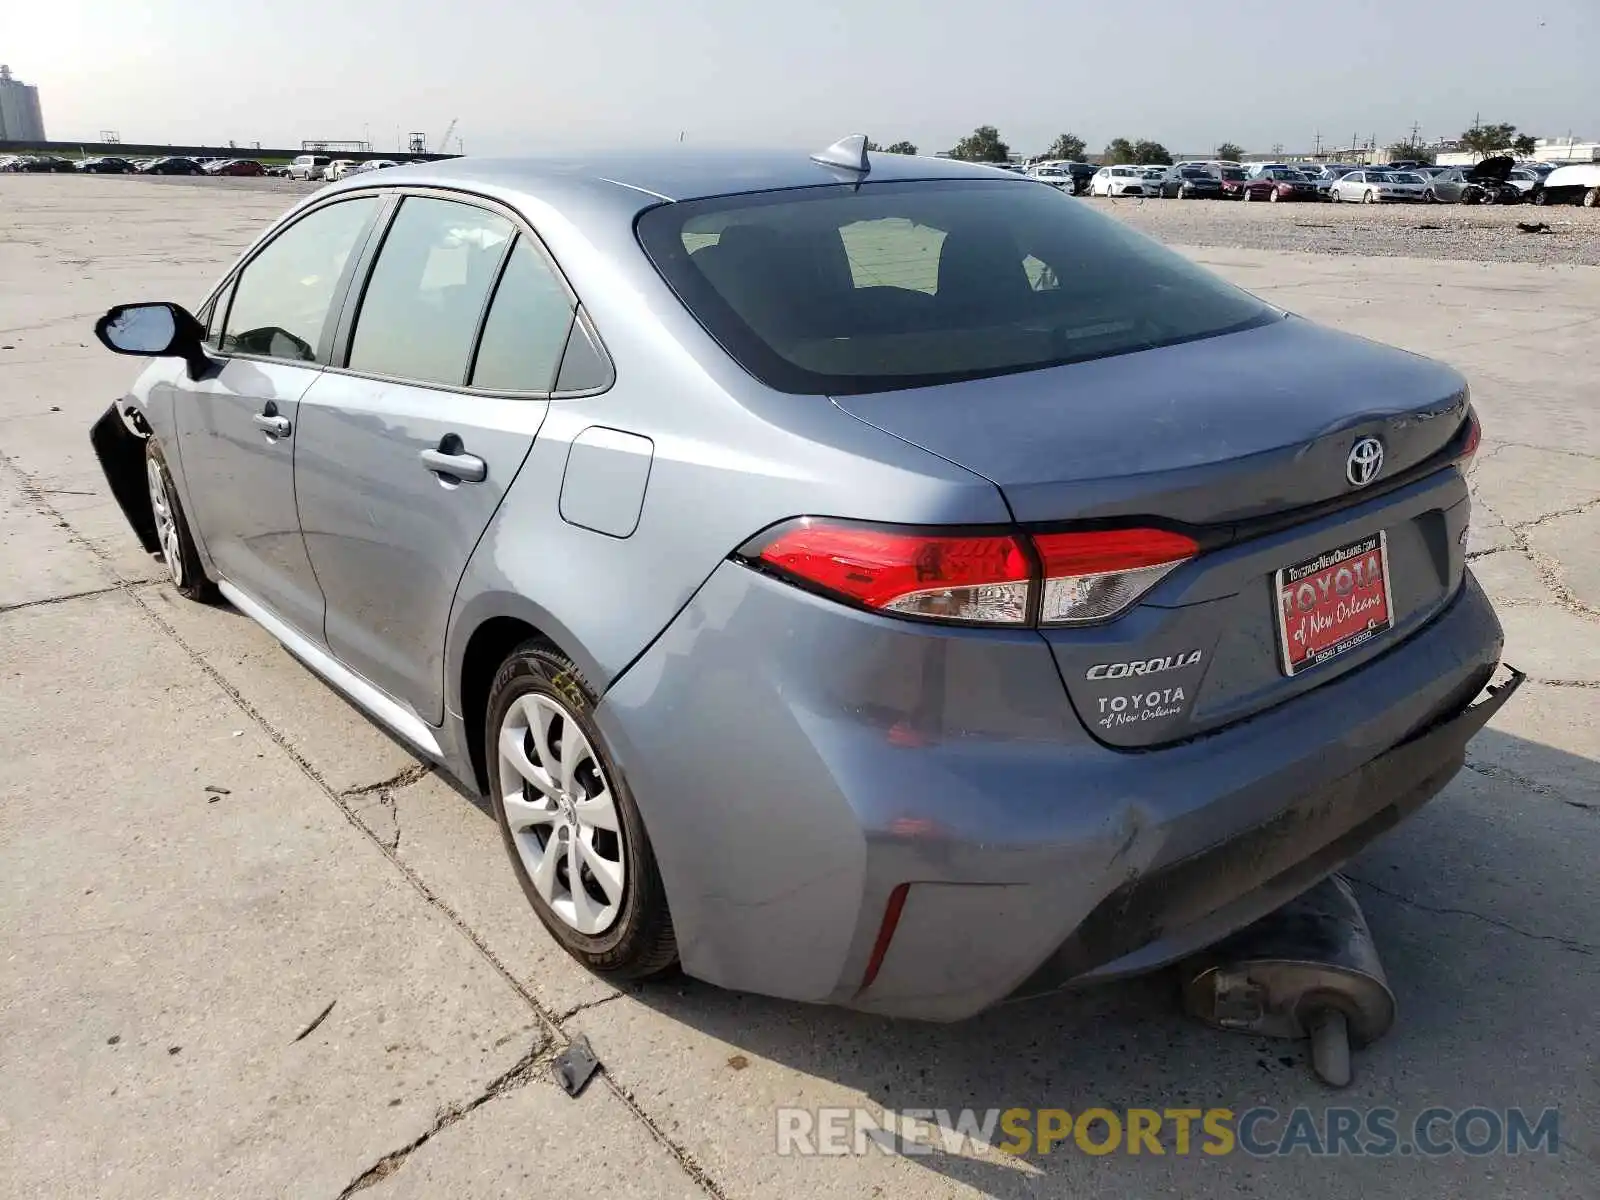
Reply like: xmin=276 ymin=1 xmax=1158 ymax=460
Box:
xmin=1092 ymin=193 xmax=1600 ymax=265
xmin=2 ymin=175 xmax=1597 ymax=1199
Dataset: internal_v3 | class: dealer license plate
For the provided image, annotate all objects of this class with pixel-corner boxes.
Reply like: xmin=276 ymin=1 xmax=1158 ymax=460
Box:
xmin=1274 ymin=531 xmax=1393 ymax=676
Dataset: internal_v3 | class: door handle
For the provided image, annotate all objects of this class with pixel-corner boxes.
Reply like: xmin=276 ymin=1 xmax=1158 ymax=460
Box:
xmin=253 ymin=410 xmax=291 ymax=438
xmin=420 ymin=447 xmax=488 ymax=483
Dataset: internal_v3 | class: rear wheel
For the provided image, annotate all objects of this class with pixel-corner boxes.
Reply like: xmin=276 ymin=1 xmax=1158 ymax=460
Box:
xmin=486 ymin=642 xmax=678 ymax=980
xmin=1584 ymin=187 xmax=1600 ymax=208
xmin=1532 ymin=189 xmax=1549 ymax=206
xmin=1424 ymin=189 xmax=1437 ymax=203
xmin=145 ymin=439 xmax=215 ymax=602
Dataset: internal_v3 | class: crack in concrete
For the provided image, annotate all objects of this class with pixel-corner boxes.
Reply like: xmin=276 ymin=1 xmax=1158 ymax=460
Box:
xmin=553 ymin=993 xmax=625 ymax=1024
xmin=0 ymin=449 xmax=730 ymax=1200
xmin=335 ymin=1035 xmax=555 ymax=1198
xmin=341 ymin=762 xmax=432 ymax=797
xmin=0 ymin=581 xmax=134 ymax=614
xmin=1348 ymin=875 xmax=1596 ymax=956
xmin=1462 ymin=759 xmax=1595 ymax=813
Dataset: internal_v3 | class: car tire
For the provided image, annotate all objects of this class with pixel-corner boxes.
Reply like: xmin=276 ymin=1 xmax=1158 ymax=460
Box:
xmin=144 ymin=439 xmax=215 ymax=602
xmin=486 ymin=641 xmax=678 ymax=981
xmin=1269 ymin=188 xmax=1281 ymax=202
xmin=1423 ymin=189 xmax=1436 ymax=203
xmin=1584 ymin=187 xmax=1600 ymax=208
xmin=1241 ymin=188 xmax=1252 ymax=202
xmin=1363 ymin=190 xmax=1375 ymax=204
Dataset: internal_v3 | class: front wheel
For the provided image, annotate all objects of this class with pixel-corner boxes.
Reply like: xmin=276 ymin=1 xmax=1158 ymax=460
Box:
xmin=1532 ymin=189 xmax=1549 ymax=207
xmin=1584 ymin=187 xmax=1600 ymax=208
xmin=1363 ymin=190 xmax=1376 ymax=204
xmin=145 ymin=439 xmax=215 ymax=601
xmin=1424 ymin=189 xmax=1437 ymax=203
xmin=1269 ymin=188 xmax=1282 ymax=202
xmin=486 ymin=642 xmax=678 ymax=980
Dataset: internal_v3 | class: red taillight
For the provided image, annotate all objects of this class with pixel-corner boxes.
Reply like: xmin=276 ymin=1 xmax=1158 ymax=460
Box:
xmin=1032 ymin=528 xmax=1198 ymax=625
xmin=745 ymin=520 xmax=1197 ymax=627
xmin=753 ymin=519 xmax=1033 ymax=624
xmin=1456 ymin=409 xmax=1481 ymax=474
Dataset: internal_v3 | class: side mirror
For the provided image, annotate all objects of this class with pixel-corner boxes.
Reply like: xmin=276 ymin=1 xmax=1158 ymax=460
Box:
xmin=93 ymin=302 xmax=211 ymax=379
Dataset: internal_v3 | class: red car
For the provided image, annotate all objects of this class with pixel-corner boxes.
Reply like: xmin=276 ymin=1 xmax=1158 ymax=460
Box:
xmin=203 ymin=159 xmax=265 ymax=177
xmin=1237 ymin=168 xmax=1319 ymax=203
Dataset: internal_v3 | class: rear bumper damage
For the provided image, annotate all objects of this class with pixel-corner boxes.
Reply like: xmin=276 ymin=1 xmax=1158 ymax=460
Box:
xmin=598 ymin=561 xmax=1511 ymax=1022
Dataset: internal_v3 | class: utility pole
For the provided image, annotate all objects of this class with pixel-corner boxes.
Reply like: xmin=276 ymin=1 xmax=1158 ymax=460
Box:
xmin=1409 ymin=121 xmax=1421 ymax=148
xmin=1313 ymin=130 xmax=1322 ymax=157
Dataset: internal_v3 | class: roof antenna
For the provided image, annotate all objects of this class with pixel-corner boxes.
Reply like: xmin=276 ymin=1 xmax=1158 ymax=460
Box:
xmin=811 ymin=134 xmax=871 ymax=175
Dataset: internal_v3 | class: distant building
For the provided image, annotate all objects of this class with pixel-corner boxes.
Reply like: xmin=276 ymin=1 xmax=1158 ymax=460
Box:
xmin=1435 ymin=137 xmax=1599 ymax=167
xmin=0 ymin=64 xmax=46 ymax=142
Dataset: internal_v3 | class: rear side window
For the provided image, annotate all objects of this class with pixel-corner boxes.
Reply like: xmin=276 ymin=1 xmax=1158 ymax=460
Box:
xmin=638 ymin=179 xmax=1276 ymax=396
xmin=469 ymin=236 xmax=574 ymax=392
xmin=347 ymin=197 xmax=513 ymax=386
xmin=222 ymin=196 xmax=378 ymax=362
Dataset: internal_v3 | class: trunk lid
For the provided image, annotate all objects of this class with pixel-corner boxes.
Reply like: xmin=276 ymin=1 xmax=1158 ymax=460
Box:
xmin=833 ymin=317 xmax=1475 ymax=747
xmin=831 ymin=316 xmax=1467 ymax=526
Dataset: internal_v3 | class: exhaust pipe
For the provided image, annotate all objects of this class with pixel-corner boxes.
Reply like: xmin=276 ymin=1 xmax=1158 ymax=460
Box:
xmin=1180 ymin=873 xmax=1394 ymax=1087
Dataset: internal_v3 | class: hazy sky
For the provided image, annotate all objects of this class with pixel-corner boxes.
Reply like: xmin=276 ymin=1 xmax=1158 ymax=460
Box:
xmin=11 ymin=0 xmax=1597 ymax=156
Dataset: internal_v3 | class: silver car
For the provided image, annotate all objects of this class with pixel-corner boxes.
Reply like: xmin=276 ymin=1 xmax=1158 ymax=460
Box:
xmin=1329 ymin=170 xmax=1425 ymax=203
xmin=89 ymin=142 xmax=1515 ymax=1020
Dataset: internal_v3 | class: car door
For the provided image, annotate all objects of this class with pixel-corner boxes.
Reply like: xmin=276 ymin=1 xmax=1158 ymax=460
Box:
xmin=176 ymin=194 xmax=382 ymax=638
xmin=294 ymin=193 xmax=575 ymax=722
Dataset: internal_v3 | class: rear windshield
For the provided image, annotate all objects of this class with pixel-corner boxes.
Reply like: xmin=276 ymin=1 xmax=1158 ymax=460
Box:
xmin=636 ymin=179 xmax=1277 ymax=396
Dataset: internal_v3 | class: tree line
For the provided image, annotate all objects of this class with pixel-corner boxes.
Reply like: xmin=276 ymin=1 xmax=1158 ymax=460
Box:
xmin=887 ymin=121 xmax=1542 ymax=167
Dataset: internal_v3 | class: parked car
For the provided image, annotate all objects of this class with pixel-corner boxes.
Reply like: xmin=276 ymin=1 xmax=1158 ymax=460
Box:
xmin=85 ymin=143 xmax=1514 ymax=1021
xmin=1328 ymin=170 xmax=1423 ymax=203
xmin=77 ymin=157 xmax=138 ymax=174
xmin=323 ymin=159 xmax=359 ymax=181
xmin=8 ymin=155 xmax=76 ymax=173
xmin=264 ymin=163 xmax=293 ymax=177
xmin=139 ymin=157 xmax=205 ymax=176
xmin=1506 ymin=168 xmax=1542 ymax=196
xmin=1531 ymin=162 xmax=1600 ymax=207
xmin=1245 ymin=162 xmax=1290 ymax=177
xmin=204 ymin=159 xmax=266 ymax=177
xmin=1212 ymin=165 xmax=1252 ymax=199
xmin=1089 ymin=165 xmax=1147 ymax=196
xmin=1244 ymin=167 xmax=1319 ymax=202
xmin=1423 ymin=158 xmax=1522 ymax=205
xmin=288 ymin=154 xmax=333 ymax=181
xmin=1159 ymin=166 xmax=1224 ymax=199
xmin=345 ymin=159 xmax=401 ymax=177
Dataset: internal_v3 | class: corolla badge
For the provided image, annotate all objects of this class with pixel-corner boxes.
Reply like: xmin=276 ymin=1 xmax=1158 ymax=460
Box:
xmin=1346 ymin=437 xmax=1384 ymax=488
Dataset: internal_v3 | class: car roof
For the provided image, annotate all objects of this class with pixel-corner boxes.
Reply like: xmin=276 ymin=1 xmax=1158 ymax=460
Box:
xmin=318 ymin=148 xmax=1028 ymax=220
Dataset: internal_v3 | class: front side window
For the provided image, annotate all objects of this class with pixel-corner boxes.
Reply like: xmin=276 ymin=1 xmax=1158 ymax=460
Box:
xmin=639 ymin=179 xmax=1277 ymax=396
xmin=469 ymin=236 xmax=575 ymax=392
xmin=347 ymin=197 xmax=514 ymax=386
xmin=221 ymin=196 xmax=378 ymax=362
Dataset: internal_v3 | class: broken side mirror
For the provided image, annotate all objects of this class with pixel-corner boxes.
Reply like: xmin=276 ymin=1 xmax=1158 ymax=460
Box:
xmin=93 ymin=302 xmax=211 ymax=380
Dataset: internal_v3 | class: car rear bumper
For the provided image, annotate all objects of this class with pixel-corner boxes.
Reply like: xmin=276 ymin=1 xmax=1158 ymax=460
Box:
xmin=596 ymin=564 xmax=1507 ymax=1021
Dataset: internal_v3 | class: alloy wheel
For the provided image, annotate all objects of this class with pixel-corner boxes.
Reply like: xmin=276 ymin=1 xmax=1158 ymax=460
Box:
xmin=146 ymin=459 xmax=185 ymax=588
xmin=497 ymin=692 xmax=626 ymax=935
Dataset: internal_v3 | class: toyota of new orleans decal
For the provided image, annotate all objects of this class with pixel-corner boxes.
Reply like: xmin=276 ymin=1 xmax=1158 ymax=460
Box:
xmin=1086 ymin=651 xmax=1203 ymax=731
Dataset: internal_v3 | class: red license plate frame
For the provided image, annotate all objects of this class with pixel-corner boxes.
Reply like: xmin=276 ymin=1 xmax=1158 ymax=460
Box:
xmin=1274 ymin=531 xmax=1394 ymax=676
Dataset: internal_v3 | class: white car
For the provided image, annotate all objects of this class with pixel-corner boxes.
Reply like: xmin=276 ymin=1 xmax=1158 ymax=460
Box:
xmin=1506 ymin=169 xmax=1542 ymax=195
xmin=1328 ymin=170 xmax=1424 ymax=203
xmin=324 ymin=159 xmax=359 ymax=181
xmin=1027 ymin=163 xmax=1075 ymax=189
xmin=288 ymin=153 xmax=333 ymax=181
xmin=1089 ymin=165 xmax=1147 ymax=197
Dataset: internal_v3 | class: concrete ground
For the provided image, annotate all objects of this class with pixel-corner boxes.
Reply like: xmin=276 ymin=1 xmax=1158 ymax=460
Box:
xmin=1 ymin=176 xmax=1595 ymax=1199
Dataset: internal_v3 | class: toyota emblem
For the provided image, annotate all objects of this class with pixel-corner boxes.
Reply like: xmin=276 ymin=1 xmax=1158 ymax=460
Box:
xmin=1346 ymin=437 xmax=1384 ymax=488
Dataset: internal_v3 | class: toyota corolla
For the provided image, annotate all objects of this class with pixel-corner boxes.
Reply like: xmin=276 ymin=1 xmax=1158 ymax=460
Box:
xmin=88 ymin=140 xmax=1519 ymax=1020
